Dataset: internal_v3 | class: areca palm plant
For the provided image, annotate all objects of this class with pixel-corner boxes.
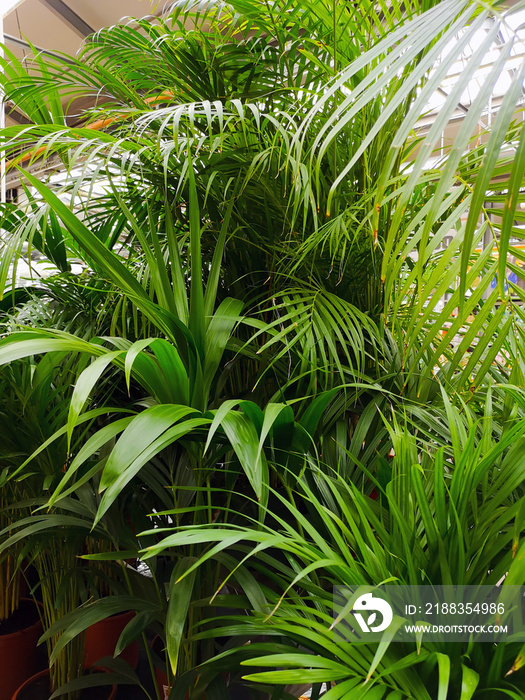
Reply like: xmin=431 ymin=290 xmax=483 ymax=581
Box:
xmin=0 ymin=0 xmax=524 ymax=397
xmin=0 ymin=0 xmax=522 ymax=490
xmin=142 ymin=398 xmax=525 ymax=699
xmin=0 ymin=353 xmax=122 ymax=698
xmin=0 ymin=0 xmax=524 ymax=695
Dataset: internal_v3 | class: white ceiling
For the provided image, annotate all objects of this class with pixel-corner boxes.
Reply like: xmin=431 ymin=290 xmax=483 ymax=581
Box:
xmin=3 ymin=0 xmax=160 ymax=57
xmin=1 ymin=0 xmax=25 ymax=20
xmin=1 ymin=0 xmax=163 ymax=126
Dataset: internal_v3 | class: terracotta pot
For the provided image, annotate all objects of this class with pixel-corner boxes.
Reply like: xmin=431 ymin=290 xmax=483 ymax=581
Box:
xmin=0 ymin=598 xmax=43 ymax=700
xmin=83 ymin=609 xmax=140 ymax=670
xmin=11 ymin=668 xmax=117 ymax=700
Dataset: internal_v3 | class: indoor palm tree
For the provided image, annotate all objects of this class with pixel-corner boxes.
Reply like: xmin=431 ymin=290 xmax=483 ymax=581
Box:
xmin=0 ymin=0 xmax=523 ymax=502
xmin=0 ymin=0 xmax=524 ymax=696
xmin=1 ymin=0 xmax=523 ymax=401
xmin=142 ymin=397 xmax=525 ymax=699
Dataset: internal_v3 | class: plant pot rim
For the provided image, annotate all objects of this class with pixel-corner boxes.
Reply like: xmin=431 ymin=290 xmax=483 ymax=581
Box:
xmin=0 ymin=598 xmax=42 ymax=641
xmin=11 ymin=667 xmax=117 ymax=700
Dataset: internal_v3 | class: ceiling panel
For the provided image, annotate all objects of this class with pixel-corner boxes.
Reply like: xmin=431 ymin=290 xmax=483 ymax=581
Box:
xmin=65 ymin=0 xmax=160 ymax=33
xmin=4 ymin=0 xmax=80 ymax=56
xmin=4 ymin=0 xmax=158 ymax=56
xmin=2 ymin=0 xmax=161 ymax=127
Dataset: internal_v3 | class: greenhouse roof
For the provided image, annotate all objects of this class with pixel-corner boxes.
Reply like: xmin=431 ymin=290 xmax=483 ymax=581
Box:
xmin=420 ymin=9 xmax=525 ymax=129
